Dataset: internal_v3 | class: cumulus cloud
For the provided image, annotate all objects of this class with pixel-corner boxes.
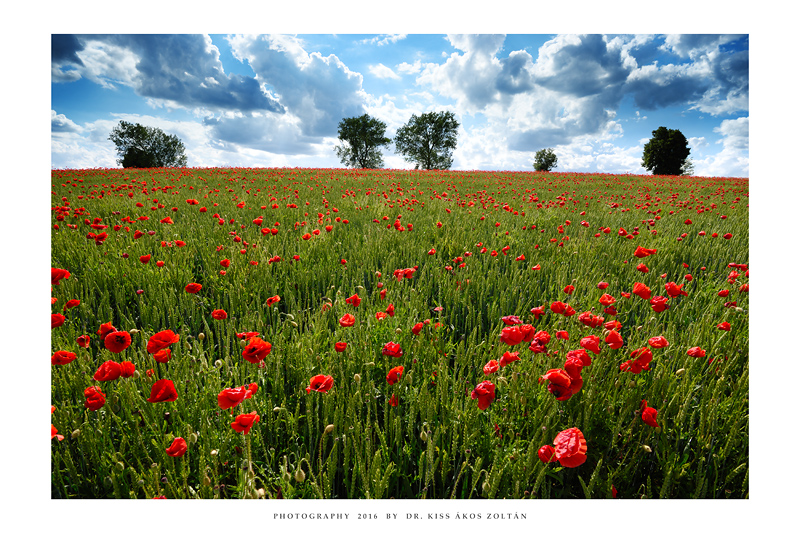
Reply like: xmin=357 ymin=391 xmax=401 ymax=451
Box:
xmin=51 ymin=110 xmax=81 ymax=133
xmin=692 ymin=117 xmax=749 ymax=177
xmin=360 ymin=34 xmax=407 ymax=46
xmin=369 ymin=63 xmax=400 ymax=80
xmin=397 ymin=60 xmax=422 ymax=75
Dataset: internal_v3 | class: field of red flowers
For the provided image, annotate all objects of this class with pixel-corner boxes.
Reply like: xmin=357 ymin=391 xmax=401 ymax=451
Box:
xmin=50 ymin=167 xmax=748 ymax=499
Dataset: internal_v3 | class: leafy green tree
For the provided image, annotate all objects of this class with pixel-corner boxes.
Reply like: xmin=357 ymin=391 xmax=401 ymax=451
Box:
xmin=334 ymin=114 xmax=391 ymax=169
xmin=394 ymin=111 xmax=459 ymax=170
xmin=108 ymin=121 xmax=188 ymax=168
xmin=534 ymin=148 xmax=558 ymax=171
xmin=641 ymin=127 xmax=691 ymax=175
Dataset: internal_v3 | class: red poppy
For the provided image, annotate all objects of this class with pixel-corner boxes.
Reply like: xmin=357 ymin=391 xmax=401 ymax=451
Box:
xmin=52 ymin=423 xmax=64 ymax=441
xmin=220 ymin=259 xmax=231 ymax=268
xmin=499 ymin=351 xmax=520 ymax=367
xmin=597 ymin=281 xmax=609 ymax=289
xmin=579 ymin=335 xmax=601 ymax=355
xmin=382 ymin=342 xmax=403 ymax=358
xmin=306 ymin=375 xmax=334 ymax=394
xmin=538 ymin=445 xmax=556 ymax=464
xmin=550 ymin=301 xmax=567 ymax=314
xmin=650 ymin=296 xmax=670 ymax=313
xmin=599 ymin=294 xmax=617 ymax=307
xmin=266 ymin=295 xmax=281 ymax=307
xmin=553 ymin=427 xmax=587 ymax=468
xmin=636 ymin=263 xmax=649 ymax=273
xmin=211 ymin=309 xmax=228 ymax=320
xmin=471 ymin=381 xmax=496 ymax=410
xmin=76 ymin=334 xmax=91 ymax=348
xmin=718 ymin=289 xmax=730 ymax=297
xmin=717 ymin=322 xmax=731 ymax=331
xmin=334 ymin=342 xmax=347 ymax=352
xmin=620 ymin=347 xmax=653 ymax=374
xmin=555 ymin=330 xmax=569 ymax=341
xmin=501 ymin=315 xmax=523 ymax=325
xmin=93 ymin=360 xmax=122 ymax=381
xmin=541 ymin=369 xmax=573 ymax=401
xmin=687 ymin=346 xmax=706 ymax=358
xmin=231 ymin=412 xmax=260 ymax=434
xmin=665 ymin=282 xmax=688 ymax=298
xmin=641 ymin=400 xmax=659 ymax=428
xmin=386 ymin=366 xmax=404 ymax=385
xmin=166 ymin=437 xmax=188 ymax=458
xmin=345 ymin=294 xmax=361 ymax=307
xmin=411 ymin=322 xmax=424 ymax=335
xmin=563 ymin=285 xmax=575 ymax=295
xmin=146 ymin=379 xmax=178 ymax=403
xmin=97 ymin=322 xmax=116 ymax=342
xmin=64 ymin=299 xmax=81 ymax=310
xmin=104 ymin=331 xmax=131 ymax=354
xmin=139 ymin=254 xmax=151 ymax=264
xmin=147 ymin=330 xmax=180 ymax=354
xmin=83 ymin=386 xmax=106 ymax=411
xmin=185 ymin=283 xmax=202 ymax=294
xmin=51 ymin=267 xmax=71 ymax=285
xmin=632 ymin=282 xmax=652 ymax=300
xmin=120 ymin=361 xmax=136 ymax=377
xmin=385 ymin=303 xmax=395 ymax=317
xmin=339 ymin=313 xmax=355 ymax=327
xmin=633 ymin=246 xmax=657 ymax=258
xmin=242 ymin=337 xmax=272 ymax=364
xmin=51 ymin=350 xmax=76 ymax=365
xmin=51 ymin=313 xmax=66 ymax=329
xmin=388 ymin=394 xmax=399 ymax=407
xmin=483 ymin=359 xmax=499 ymax=375
xmin=605 ymin=330 xmax=624 ymax=350
xmin=648 ymin=336 xmax=669 ymax=348
xmin=152 ymin=348 xmax=172 ymax=364
xmin=218 ymin=383 xmax=258 ymax=410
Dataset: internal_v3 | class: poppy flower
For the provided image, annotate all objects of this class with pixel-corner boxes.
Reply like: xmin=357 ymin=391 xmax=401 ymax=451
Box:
xmin=483 ymin=359 xmax=499 ymax=375
xmin=553 ymin=427 xmax=587 ymax=468
xmin=139 ymin=254 xmax=151 ymax=264
xmin=165 ymin=437 xmax=188 ymax=458
xmin=717 ymin=322 xmax=731 ymax=331
xmin=471 ymin=380 xmax=496 ymax=410
xmin=147 ymin=330 xmax=180 ymax=354
xmin=632 ymin=282 xmax=652 ymax=300
xmin=388 ymin=394 xmax=399 ymax=407
xmin=563 ymin=285 xmax=575 ymax=295
xmin=152 ymin=348 xmax=172 ymax=364
xmin=411 ymin=322 xmax=424 ymax=336
xmin=345 ymin=294 xmax=362 ymax=307
xmin=636 ymin=263 xmax=649 ymax=273
xmin=76 ymin=334 xmax=91 ymax=348
xmin=382 ymin=342 xmax=403 ymax=358
xmin=306 ymin=375 xmax=334 ymax=394
xmin=580 ymin=335 xmax=601 ymax=355
xmin=556 ymin=330 xmax=569 ymax=341
xmin=599 ymin=293 xmax=616 ymax=306
xmin=51 ymin=268 xmax=71 ymax=285
xmin=242 ymin=337 xmax=272 ymax=364
xmin=83 ymin=386 xmax=106 ymax=411
xmin=231 ymin=412 xmax=260 ymax=435
xmin=498 ymin=351 xmax=520 ymax=367
xmin=620 ymin=347 xmax=653 ymax=374
xmin=185 ymin=283 xmax=202 ymax=294
xmin=93 ymin=360 xmax=122 ymax=381
xmin=64 ymin=299 xmax=81 ymax=310
xmin=687 ymin=346 xmax=706 ymax=358
xmin=665 ymin=282 xmax=688 ymax=298
xmin=218 ymin=383 xmax=258 ymax=410
xmin=334 ymin=342 xmax=347 ymax=352
xmin=550 ymin=301 xmax=567 ymax=314
xmin=386 ymin=366 xmax=404 ymax=385
xmin=385 ymin=303 xmax=395 ymax=317
xmin=650 ymin=296 xmax=670 ymax=313
xmin=641 ymin=400 xmax=659 ymax=428
xmin=211 ymin=309 xmax=228 ymax=320
xmin=120 ymin=361 xmax=136 ymax=378
xmin=633 ymin=246 xmax=657 ymax=258
xmin=51 ymin=313 xmax=66 ymax=329
xmin=51 ymin=350 xmax=76 ymax=365
xmin=97 ymin=322 xmax=116 ymax=342
xmin=146 ymin=379 xmax=178 ymax=403
xmin=104 ymin=331 xmax=132 ymax=354
xmin=220 ymin=259 xmax=231 ymax=268
xmin=52 ymin=423 xmax=64 ymax=441
xmin=605 ymin=330 xmax=624 ymax=350
xmin=538 ymin=445 xmax=556 ymax=464
xmin=648 ymin=336 xmax=669 ymax=349
xmin=540 ymin=369 xmax=573 ymax=401
xmin=718 ymin=289 xmax=730 ymax=297
xmin=266 ymin=295 xmax=281 ymax=307
xmin=501 ymin=315 xmax=523 ymax=325
xmin=339 ymin=313 xmax=355 ymax=327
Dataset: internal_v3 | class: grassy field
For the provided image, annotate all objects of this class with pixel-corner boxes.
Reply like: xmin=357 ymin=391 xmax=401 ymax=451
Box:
xmin=50 ymin=167 xmax=748 ymax=499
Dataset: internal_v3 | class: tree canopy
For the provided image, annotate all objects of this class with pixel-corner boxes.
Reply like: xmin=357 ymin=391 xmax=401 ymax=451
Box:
xmin=641 ymin=127 xmax=691 ymax=176
xmin=108 ymin=121 xmax=188 ymax=168
xmin=534 ymin=148 xmax=558 ymax=172
xmin=334 ymin=114 xmax=391 ymax=169
xmin=394 ymin=111 xmax=459 ymax=170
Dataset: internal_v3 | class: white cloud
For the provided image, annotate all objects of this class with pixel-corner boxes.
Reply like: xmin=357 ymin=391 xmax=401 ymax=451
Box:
xmin=396 ymin=60 xmax=422 ymax=75
xmin=360 ymin=34 xmax=407 ymax=46
xmin=692 ymin=117 xmax=749 ymax=177
xmin=368 ymin=63 xmax=400 ymax=80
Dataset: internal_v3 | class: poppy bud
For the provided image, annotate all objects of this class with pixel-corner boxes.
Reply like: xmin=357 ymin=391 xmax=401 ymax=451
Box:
xmin=273 ymin=406 xmax=282 ymax=413
xmin=290 ymin=321 xmax=298 ymax=328
xmin=114 ymin=462 xmax=125 ymax=473
xmin=198 ymin=332 xmax=205 ymax=340
xmin=354 ymin=374 xmax=361 ymax=383
xmin=239 ymin=339 xmax=247 ymax=348
xmin=215 ymin=360 xmax=223 ymax=369
xmin=202 ymin=475 xmax=211 ymax=486
xmin=188 ymin=433 xmax=198 ymax=445
xmin=420 ymin=430 xmax=428 ymax=442
xmin=395 ymin=328 xmax=403 ymax=335
xmin=71 ymin=429 xmax=81 ymax=439
xmin=211 ymin=449 xmax=218 ymax=456
xmin=676 ymin=368 xmax=685 ymax=376
xmin=129 ymin=329 xmax=139 ymax=335
xmin=295 ymin=468 xmax=306 ymax=483
xmin=285 ymin=314 xmax=295 ymax=321
xmin=642 ymin=445 xmax=652 ymax=453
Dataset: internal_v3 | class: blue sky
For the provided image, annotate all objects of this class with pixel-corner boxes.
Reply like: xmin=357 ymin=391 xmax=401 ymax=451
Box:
xmin=51 ymin=33 xmax=749 ymax=176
